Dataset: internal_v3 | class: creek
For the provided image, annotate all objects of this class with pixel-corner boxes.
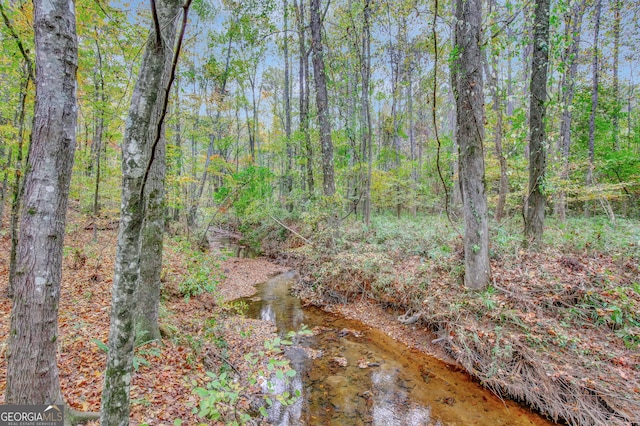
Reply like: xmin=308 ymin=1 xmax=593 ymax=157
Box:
xmin=239 ymin=272 xmax=555 ymax=426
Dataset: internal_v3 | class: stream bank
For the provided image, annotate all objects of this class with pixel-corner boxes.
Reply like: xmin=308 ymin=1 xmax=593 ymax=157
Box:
xmin=209 ymin=234 xmax=553 ymax=425
xmin=257 ymin=220 xmax=640 ymax=426
xmin=237 ymin=271 xmax=554 ymax=425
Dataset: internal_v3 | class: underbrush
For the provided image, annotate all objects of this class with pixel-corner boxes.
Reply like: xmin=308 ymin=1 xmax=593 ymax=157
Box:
xmin=276 ymin=214 xmax=640 ymax=425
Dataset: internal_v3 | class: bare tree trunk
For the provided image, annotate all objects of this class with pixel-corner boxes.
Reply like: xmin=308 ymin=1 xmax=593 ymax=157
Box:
xmin=284 ymin=0 xmax=293 ymax=203
xmin=361 ymin=0 xmax=372 ymax=225
xmin=134 ymin=11 xmax=180 ymax=345
xmin=135 ymin=131 xmax=168 ymax=345
xmin=0 ymin=148 xmax=11 ymax=227
xmin=92 ymin=38 xmax=106 ymax=220
xmin=524 ymin=0 xmax=551 ymax=247
xmin=585 ymin=0 xmax=602 ymax=217
xmin=172 ymin=75 xmax=183 ymax=222
xmin=7 ymin=67 xmax=29 ymax=298
xmin=612 ymin=0 xmax=621 ymax=151
xmin=101 ymin=0 xmax=183 ymax=422
xmin=6 ymin=0 xmax=77 ymax=406
xmin=483 ymin=7 xmax=508 ymax=222
xmin=310 ymin=0 xmax=335 ymax=197
xmin=555 ymin=0 xmax=586 ymax=221
xmin=453 ymin=0 xmax=490 ymax=289
xmin=295 ymin=0 xmax=314 ymax=195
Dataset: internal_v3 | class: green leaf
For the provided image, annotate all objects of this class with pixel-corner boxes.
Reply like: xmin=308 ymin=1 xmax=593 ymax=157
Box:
xmin=92 ymin=339 xmax=109 ymax=353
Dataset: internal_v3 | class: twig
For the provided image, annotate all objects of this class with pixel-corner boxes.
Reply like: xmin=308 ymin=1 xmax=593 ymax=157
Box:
xmin=269 ymin=214 xmax=311 ymax=244
xmin=197 ymin=181 xmax=248 ymax=248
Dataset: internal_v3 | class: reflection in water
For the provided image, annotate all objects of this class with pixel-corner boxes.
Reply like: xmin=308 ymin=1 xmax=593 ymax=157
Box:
xmin=241 ymin=273 xmax=554 ymax=426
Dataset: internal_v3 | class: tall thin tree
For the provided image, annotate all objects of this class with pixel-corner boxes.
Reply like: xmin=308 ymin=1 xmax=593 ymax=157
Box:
xmin=6 ymin=0 xmax=77 ymax=407
xmin=555 ymin=0 xmax=586 ymax=221
xmin=310 ymin=0 xmax=335 ymax=197
xmin=585 ymin=0 xmax=602 ymax=216
xmin=524 ymin=0 xmax=551 ymax=246
xmin=452 ymin=0 xmax=490 ymax=289
xmin=101 ymin=0 xmax=187 ymax=422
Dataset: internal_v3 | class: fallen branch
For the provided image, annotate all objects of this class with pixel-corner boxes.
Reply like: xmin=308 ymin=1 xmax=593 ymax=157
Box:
xmin=268 ymin=214 xmax=311 ymax=244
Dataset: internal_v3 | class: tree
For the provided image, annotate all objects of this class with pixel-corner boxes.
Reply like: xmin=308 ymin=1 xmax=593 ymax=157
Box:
xmin=452 ymin=0 xmax=489 ymax=289
xmin=524 ymin=0 xmax=551 ymax=246
xmin=484 ymin=0 xmax=509 ymax=222
xmin=310 ymin=0 xmax=335 ymax=197
xmin=294 ymin=0 xmax=314 ymax=195
xmin=612 ymin=0 xmax=621 ymax=151
xmin=100 ymin=0 xmax=186 ymax=422
xmin=361 ymin=0 xmax=372 ymax=225
xmin=555 ymin=0 xmax=587 ymax=221
xmin=6 ymin=0 xmax=77 ymax=406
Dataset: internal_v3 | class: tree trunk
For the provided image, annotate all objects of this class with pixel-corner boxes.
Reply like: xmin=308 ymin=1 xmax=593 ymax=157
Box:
xmin=295 ymin=0 xmax=314 ymax=196
xmin=7 ymin=67 xmax=29 ymax=298
xmin=612 ymin=0 xmax=621 ymax=151
xmin=100 ymin=0 xmax=182 ymax=422
xmin=284 ymin=0 xmax=293 ymax=203
xmin=585 ymin=0 xmax=602 ymax=216
xmin=555 ymin=0 xmax=586 ymax=221
xmin=135 ymin=131 xmax=167 ymax=345
xmin=6 ymin=0 xmax=77 ymax=406
xmin=453 ymin=0 xmax=490 ymax=289
xmin=524 ymin=0 xmax=551 ymax=247
xmin=361 ymin=0 xmax=372 ymax=225
xmin=92 ymin=38 xmax=106 ymax=220
xmin=310 ymin=0 xmax=335 ymax=197
xmin=172 ymin=75 xmax=183 ymax=222
xmin=0 ymin=148 xmax=11 ymax=228
xmin=482 ymin=8 xmax=509 ymax=223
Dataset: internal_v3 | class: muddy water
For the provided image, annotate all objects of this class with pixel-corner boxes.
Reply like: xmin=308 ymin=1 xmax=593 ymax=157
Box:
xmin=241 ymin=272 xmax=555 ymax=426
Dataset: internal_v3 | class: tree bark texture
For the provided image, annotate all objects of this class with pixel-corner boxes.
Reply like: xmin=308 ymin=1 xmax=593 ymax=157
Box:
xmin=6 ymin=0 xmax=78 ymax=405
xmin=361 ymin=0 xmax=372 ymax=226
xmin=283 ymin=0 xmax=293 ymax=200
xmin=612 ymin=0 xmax=620 ymax=151
xmin=135 ymin=131 xmax=168 ymax=345
xmin=452 ymin=0 xmax=490 ymax=289
xmin=100 ymin=0 xmax=181 ymax=422
xmin=585 ymin=0 xmax=602 ymax=217
xmin=310 ymin=0 xmax=335 ymax=197
xmin=555 ymin=0 xmax=586 ymax=221
xmin=295 ymin=0 xmax=314 ymax=196
xmin=524 ymin=0 xmax=551 ymax=247
xmin=8 ymin=69 xmax=29 ymax=297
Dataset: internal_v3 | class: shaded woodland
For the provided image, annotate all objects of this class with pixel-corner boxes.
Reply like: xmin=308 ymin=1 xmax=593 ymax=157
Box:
xmin=1 ymin=0 xmax=639 ymax=424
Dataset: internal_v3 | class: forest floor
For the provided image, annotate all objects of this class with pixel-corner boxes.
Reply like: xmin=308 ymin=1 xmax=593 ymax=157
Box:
xmin=1 ymin=210 xmax=639 ymax=425
xmin=0 ymin=208 xmax=290 ymax=425
xmin=265 ymin=215 xmax=640 ymax=426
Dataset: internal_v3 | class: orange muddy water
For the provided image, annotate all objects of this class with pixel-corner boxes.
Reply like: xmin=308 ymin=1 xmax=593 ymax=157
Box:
xmin=241 ymin=272 xmax=556 ymax=426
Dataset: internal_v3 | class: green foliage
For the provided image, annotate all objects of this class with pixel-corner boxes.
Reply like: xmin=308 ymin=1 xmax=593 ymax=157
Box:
xmin=194 ymin=327 xmax=311 ymax=425
xmin=172 ymin=237 xmax=223 ymax=299
xmin=91 ymin=339 xmax=162 ymax=372
xmin=218 ymin=165 xmax=275 ymax=219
